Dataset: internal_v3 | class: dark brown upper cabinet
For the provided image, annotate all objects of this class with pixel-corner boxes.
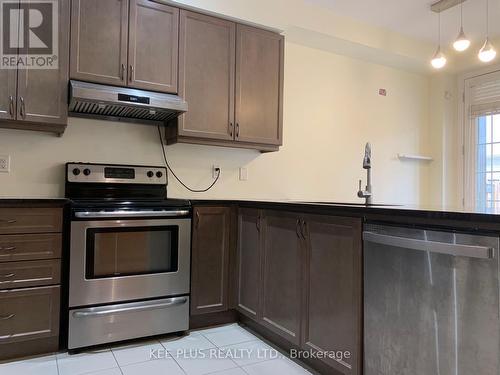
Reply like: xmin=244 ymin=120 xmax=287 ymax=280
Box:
xmin=236 ymin=208 xmax=262 ymax=320
xmin=0 ymin=69 xmax=17 ymax=121
xmin=128 ymin=0 xmax=178 ymax=93
xmin=70 ymin=0 xmax=129 ymax=86
xmin=235 ymin=25 xmax=284 ymax=146
xmin=165 ymin=16 xmax=284 ymax=153
xmin=70 ymin=0 xmax=178 ymax=93
xmin=261 ymin=211 xmax=303 ymax=346
xmin=0 ymin=0 xmax=69 ymax=134
xmin=301 ymin=214 xmax=362 ymax=375
xmin=176 ymin=10 xmax=235 ymax=142
xmin=191 ymin=206 xmax=231 ymax=315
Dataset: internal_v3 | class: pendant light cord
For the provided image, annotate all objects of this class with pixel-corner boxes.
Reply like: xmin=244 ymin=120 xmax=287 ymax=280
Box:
xmin=157 ymin=125 xmax=221 ymax=193
xmin=486 ymin=0 xmax=489 ymax=38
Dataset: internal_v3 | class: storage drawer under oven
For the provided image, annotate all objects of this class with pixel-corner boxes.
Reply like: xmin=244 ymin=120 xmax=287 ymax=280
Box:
xmin=68 ymin=296 xmax=189 ymax=349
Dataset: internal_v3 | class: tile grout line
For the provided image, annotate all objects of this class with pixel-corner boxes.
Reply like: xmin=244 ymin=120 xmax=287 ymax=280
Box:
xmin=109 ymin=349 xmax=124 ymax=375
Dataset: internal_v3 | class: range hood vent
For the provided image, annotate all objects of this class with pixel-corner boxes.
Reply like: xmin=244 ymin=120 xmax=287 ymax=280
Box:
xmin=68 ymin=80 xmax=188 ymax=124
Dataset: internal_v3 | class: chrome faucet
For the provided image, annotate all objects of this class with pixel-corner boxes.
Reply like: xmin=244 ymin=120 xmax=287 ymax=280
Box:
xmin=357 ymin=142 xmax=372 ymax=205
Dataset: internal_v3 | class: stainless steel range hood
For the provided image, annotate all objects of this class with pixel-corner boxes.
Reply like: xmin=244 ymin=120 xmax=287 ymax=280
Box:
xmin=68 ymin=80 xmax=188 ymax=124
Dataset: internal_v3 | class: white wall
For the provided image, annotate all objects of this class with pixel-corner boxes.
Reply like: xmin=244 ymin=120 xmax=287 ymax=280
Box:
xmin=0 ymin=41 xmax=431 ymax=204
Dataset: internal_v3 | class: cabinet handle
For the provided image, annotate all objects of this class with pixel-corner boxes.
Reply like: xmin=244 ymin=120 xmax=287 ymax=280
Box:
xmin=0 ymin=246 xmax=16 ymax=251
xmin=229 ymin=122 xmax=233 ymax=137
xmin=0 ymin=219 xmax=16 ymax=224
xmin=19 ymin=97 xmax=25 ymax=119
xmin=0 ymin=273 xmax=15 ymax=279
xmin=121 ymin=63 xmax=125 ymax=81
xmin=195 ymin=211 xmax=200 ymax=228
xmin=129 ymin=65 xmax=134 ymax=80
xmin=8 ymin=95 xmax=14 ymax=118
xmin=236 ymin=123 xmax=240 ymax=139
xmin=256 ymin=215 xmax=261 ymax=232
xmin=0 ymin=314 xmax=15 ymax=321
xmin=296 ymin=219 xmax=301 ymax=238
xmin=300 ymin=220 xmax=307 ymax=240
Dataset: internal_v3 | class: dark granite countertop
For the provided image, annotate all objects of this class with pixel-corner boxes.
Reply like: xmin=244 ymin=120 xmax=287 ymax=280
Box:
xmin=190 ymin=199 xmax=500 ymax=230
xmin=0 ymin=197 xmax=68 ymax=207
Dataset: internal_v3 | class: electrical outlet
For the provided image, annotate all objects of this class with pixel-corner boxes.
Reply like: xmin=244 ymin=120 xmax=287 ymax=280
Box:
xmin=212 ymin=164 xmax=220 ymax=179
xmin=0 ymin=155 xmax=10 ymax=173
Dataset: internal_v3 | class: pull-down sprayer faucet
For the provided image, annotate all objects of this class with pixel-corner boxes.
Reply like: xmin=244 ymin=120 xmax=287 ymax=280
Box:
xmin=357 ymin=142 xmax=372 ymax=205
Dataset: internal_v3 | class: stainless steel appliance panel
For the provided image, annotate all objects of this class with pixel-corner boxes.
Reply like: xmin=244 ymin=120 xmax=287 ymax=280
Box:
xmin=68 ymin=296 xmax=189 ymax=349
xmin=363 ymin=224 xmax=500 ymax=375
xmin=69 ymin=218 xmax=191 ymax=307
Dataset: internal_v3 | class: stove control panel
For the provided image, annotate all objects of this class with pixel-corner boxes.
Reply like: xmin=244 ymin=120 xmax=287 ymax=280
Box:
xmin=67 ymin=163 xmax=167 ymax=185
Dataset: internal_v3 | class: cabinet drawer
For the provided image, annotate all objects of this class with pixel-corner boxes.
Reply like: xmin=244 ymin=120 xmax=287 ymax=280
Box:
xmin=0 ymin=260 xmax=61 ymax=290
xmin=0 ymin=233 xmax=62 ymax=262
xmin=0 ymin=286 xmax=60 ymax=344
xmin=0 ymin=208 xmax=62 ymax=234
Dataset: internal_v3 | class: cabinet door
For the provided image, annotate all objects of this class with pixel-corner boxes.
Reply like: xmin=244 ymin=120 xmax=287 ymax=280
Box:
xmin=70 ymin=0 xmax=128 ymax=86
xmin=261 ymin=210 xmax=302 ymax=345
xmin=128 ymin=0 xmax=178 ymax=93
xmin=191 ymin=206 xmax=231 ymax=315
xmin=0 ymin=286 xmax=60 ymax=345
xmin=177 ymin=11 xmax=235 ymax=141
xmin=0 ymin=69 xmax=17 ymax=121
xmin=235 ymin=25 xmax=283 ymax=145
xmin=17 ymin=0 xmax=69 ymax=125
xmin=236 ymin=208 xmax=262 ymax=320
xmin=302 ymin=215 xmax=362 ymax=375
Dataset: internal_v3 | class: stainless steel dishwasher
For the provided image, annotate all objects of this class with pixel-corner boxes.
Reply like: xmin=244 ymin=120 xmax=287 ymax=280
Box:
xmin=363 ymin=223 xmax=500 ymax=375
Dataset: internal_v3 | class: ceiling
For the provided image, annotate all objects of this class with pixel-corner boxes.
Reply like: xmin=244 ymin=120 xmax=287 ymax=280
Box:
xmin=305 ymin=0 xmax=500 ymax=45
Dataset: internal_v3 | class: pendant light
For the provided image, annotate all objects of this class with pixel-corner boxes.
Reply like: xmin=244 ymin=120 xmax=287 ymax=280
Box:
xmin=453 ymin=2 xmax=470 ymax=51
xmin=431 ymin=12 xmax=447 ymax=69
xmin=478 ymin=0 xmax=496 ymax=62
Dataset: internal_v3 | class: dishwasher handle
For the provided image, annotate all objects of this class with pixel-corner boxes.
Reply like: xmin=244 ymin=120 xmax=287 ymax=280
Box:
xmin=363 ymin=231 xmax=495 ymax=259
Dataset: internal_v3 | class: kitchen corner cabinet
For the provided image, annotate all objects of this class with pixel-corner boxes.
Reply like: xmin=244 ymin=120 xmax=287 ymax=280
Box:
xmin=70 ymin=0 xmax=178 ymax=93
xmin=190 ymin=206 xmax=232 ymax=315
xmin=0 ymin=0 xmax=69 ymax=134
xmin=236 ymin=209 xmax=362 ymax=375
xmin=165 ymin=14 xmax=284 ymax=153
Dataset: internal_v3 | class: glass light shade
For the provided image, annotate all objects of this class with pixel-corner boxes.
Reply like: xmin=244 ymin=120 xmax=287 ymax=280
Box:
xmin=478 ymin=38 xmax=497 ymax=62
xmin=431 ymin=47 xmax=447 ymax=69
xmin=453 ymin=28 xmax=471 ymax=51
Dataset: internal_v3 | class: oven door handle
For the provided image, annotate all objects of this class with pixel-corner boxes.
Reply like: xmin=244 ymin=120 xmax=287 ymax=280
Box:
xmin=72 ymin=297 xmax=188 ymax=318
xmin=74 ymin=209 xmax=190 ymax=218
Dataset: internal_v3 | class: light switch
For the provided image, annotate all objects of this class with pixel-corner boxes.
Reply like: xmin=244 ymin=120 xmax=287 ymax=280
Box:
xmin=239 ymin=167 xmax=248 ymax=181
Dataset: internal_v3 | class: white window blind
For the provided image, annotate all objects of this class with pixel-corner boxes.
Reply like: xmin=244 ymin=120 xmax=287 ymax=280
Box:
xmin=468 ymin=71 xmax=500 ymax=118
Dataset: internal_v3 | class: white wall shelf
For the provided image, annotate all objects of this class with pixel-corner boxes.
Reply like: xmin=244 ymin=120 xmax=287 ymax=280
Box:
xmin=397 ymin=153 xmax=433 ymax=161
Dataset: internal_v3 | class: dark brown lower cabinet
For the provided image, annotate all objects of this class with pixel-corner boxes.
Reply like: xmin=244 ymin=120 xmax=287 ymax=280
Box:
xmin=190 ymin=206 xmax=232 ymax=315
xmin=0 ymin=286 xmax=60 ymax=345
xmin=236 ymin=208 xmax=262 ymax=320
xmin=261 ymin=211 xmax=302 ymax=345
xmin=301 ymin=214 xmax=362 ymax=375
xmin=235 ymin=209 xmax=362 ymax=375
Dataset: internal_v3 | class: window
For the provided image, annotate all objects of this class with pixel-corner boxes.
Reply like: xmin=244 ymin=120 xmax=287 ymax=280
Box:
xmin=464 ymin=70 xmax=500 ymax=211
xmin=475 ymin=115 xmax=500 ymax=211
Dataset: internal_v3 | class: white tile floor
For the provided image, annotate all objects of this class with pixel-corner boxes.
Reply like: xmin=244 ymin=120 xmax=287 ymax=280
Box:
xmin=0 ymin=324 xmax=314 ymax=375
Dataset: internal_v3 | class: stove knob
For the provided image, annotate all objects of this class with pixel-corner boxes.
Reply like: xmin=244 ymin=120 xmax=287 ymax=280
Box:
xmin=83 ymin=168 xmax=91 ymax=176
xmin=156 ymin=171 xmax=163 ymax=178
xmin=72 ymin=168 xmax=81 ymax=176
xmin=147 ymin=171 xmax=154 ymax=178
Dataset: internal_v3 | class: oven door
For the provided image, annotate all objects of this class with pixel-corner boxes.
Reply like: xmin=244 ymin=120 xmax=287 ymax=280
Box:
xmin=69 ymin=218 xmax=191 ymax=307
